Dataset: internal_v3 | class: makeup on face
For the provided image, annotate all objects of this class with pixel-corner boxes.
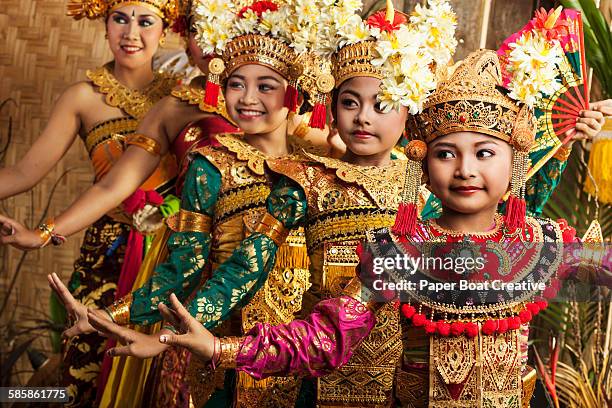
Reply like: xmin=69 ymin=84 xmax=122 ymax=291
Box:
xmin=334 ymin=76 xmax=407 ymax=165
xmin=426 ymin=132 xmax=513 ymax=215
xmin=224 ymin=64 xmax=289 ymax=135
xmin=107 ymin=5 xmax=163 ymax=63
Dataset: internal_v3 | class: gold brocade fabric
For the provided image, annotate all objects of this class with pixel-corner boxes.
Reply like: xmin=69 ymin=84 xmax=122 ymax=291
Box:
xmin=189 ymin=134 xmax=310 ymax=408
xmin=267 ymin=154 xmax=408 ymax=407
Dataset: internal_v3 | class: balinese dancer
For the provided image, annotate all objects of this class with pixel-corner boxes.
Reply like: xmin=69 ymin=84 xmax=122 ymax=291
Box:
xmin=88 ymin=1 xmax=458 ymax=406
xmin=0 ymin=1 xmax=180 ymax=405
xmin=165 ymin=49 xmax=609 ymax=408
xmin=43 ymin=0 xmax=338 ymax=405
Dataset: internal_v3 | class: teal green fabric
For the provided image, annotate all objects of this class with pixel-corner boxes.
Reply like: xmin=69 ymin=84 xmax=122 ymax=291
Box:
xmin=187 ymin=176 xmax=308 ymax=328
xmin=129 ymin=155 xmax=220 ymax=325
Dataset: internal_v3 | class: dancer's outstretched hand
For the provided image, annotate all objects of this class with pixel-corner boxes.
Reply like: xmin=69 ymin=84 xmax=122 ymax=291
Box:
xmin=47 ymin=273 xmax=96 ymax=337
xmin=0 ymin=215 xmax=42 ymax=250
xmin=88 ymin=309 xmax=170 ymax=359
xmin=157 ymin=293 xmax=217 ymax=362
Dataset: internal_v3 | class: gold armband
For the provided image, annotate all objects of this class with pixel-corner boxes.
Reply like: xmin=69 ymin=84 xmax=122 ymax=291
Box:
xmin=218 ymin=336 xmax=243 ymax=368
xmin=253 ymin=212 xmax=289 ymax=246
xmin=105 ymin=293 xmax=133 ymax=325
xmin=553 ymin=144 xmax=572 ymax=162
xmin=166 ymin=209 xmax=212 ymax=233
xmin=342 ymin=277 xmax=380 ymax=312
xmin=125 ymin=133 xmax=162 ymax=156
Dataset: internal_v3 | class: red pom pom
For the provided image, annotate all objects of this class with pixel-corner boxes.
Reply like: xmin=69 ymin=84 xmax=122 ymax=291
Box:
xmin=508 ymin=316 xmax=522 ymax=330
xmin=482 ymin=319 xmax=498 ymax=335
xmin=412 ymin=313 xmax=427 ymax=327
xmin=536 ymin=300 xmax=548 ymax=310
xmin=519 ymin=310 xmax=532 ymax=324
xmin=526 ymin=303 xmax=541 ymax=315
xmin=424 ymin=320 xmax=437 ymax=334
xmin=450 ymin=322 xmax=465 ymax=336
xmin=401 ymin=304 xmax=416 ymax=319
xmin=437 ymin=321 xmax=451 ymax=337
xmin=465 ymin=322 xmax=479 ymax=338
xmin=497 ymin=319 xmax=509 ymax=334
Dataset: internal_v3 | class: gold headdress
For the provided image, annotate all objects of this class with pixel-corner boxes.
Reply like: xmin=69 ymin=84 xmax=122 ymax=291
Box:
xmin=194 ymin=0 xmax=336 ymax=129
xmin=395 ymin=50 xmax=537 ymax=235
xmin=67 ymin=0 xmax=179 ymax=25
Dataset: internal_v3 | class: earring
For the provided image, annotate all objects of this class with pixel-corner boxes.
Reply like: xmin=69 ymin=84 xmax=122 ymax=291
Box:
xmin=159 ymin=36 xmax=166 ymax=47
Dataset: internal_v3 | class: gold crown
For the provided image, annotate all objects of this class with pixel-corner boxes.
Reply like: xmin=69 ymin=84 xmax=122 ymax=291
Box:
xmin=410 ymin=50 xmax=536 ymax=152
xmin=332 ymin=41 xmax=384 ymax=87
xmin=67 ymin=0 xmax=178 ymax=24
xmin=221 ymin=34 xmax=300 ymax=80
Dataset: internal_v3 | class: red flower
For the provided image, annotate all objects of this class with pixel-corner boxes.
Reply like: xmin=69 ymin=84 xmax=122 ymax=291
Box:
xmin=238 ymin=1 xmax=278 ymax=18
xmin=532 ymin=7 xmax=570 ymax=41
xmin=412 ymin=313 xmax=427 ymax=327
xmin=401 ymin=304 xmax=416 ymax=319
xmin=465 ymin=322 xmax=479 ymax=338
xmin=425 ymin=320 xmax=437 ymax=334
xmin=450 ymin=322 xmax=465 ymax=336
xmin=497 ymin=318 xmax=509 ymax=334
xmin=482 ymin=319 xmax=498 ymax=335
xmin=366 ymin=10 xmax=407 ymax=33
xmin=437 ymin=321 xmax=451 ymax=337
xmin=519 ymin=309 xmax=533 ymax=324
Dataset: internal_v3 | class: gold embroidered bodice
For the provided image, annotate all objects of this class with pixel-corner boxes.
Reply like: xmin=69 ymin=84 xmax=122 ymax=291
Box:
xmin=194 ymin=133 xmax=312 ymax=407
xmin=82 ymin=64 xmax=178 ymax=221
xmin=267 ymin=153 xmax=409 ymax=407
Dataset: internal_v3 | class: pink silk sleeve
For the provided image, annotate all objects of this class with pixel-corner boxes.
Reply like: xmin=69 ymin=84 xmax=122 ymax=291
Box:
xmin=234 ymin=295 xmax=376 ymax=379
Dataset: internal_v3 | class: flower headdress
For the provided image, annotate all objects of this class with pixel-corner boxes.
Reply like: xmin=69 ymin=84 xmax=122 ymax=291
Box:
xmin=395 ymin=50 xmax=538 ymax=236
xmin=67 ymin=0 xmax=179 ymax=25
xmin=328 ymin=0 xmax=457 ymax=114
xmin=193 ymin=0 xmax=337 ymax=128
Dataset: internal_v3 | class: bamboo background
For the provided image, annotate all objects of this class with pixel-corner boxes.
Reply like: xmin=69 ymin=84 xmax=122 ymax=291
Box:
xmin=0 ymin=0 xmax=576 ymax=385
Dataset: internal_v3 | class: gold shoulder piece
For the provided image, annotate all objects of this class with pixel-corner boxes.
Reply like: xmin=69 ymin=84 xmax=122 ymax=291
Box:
xmin=87 ymin=64 xmax=177 ymax=119
xmin=266 ymin=156 xmax=315 ymax=196
xmin=214 ymin=134 xmax=267 ymax=175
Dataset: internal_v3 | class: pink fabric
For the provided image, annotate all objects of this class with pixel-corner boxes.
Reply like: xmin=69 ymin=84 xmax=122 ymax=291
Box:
xmin=235 ymin=296 xmax=376 ymax=379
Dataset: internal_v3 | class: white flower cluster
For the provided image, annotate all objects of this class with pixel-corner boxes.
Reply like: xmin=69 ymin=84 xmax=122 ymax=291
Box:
xmin=193 ymin=0 xmax=355 ymax=57
xmin=333 ymin=0 xmax=457 ymax=114
xmin=506 ymin=31 xmax=565 ymax=108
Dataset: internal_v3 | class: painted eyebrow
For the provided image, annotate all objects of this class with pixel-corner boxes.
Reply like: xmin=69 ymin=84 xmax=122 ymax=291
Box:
xmin=110 ymin=10 xmax=156 ymax=18
xmin=430 ymin=141 xmax=456 ymax=148
xmin=227 ymin=74 xmax=282 ymax=84
xmin=474 ymin=140 xmax=499 ymax=146
xmin=339 ymin=89 xmax=378 ymax=101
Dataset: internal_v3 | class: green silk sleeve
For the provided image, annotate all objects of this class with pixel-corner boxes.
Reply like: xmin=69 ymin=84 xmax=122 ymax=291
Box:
xmin=129 ymin=155 xmax=220 ymax=325
xmin=186 ymin=176 xmax=308 ymax=329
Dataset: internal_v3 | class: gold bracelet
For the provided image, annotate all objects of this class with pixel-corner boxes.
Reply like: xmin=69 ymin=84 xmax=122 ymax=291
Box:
xmin=253 ymin=212 xmax=289 ymax=246
xmin=553 ymin=144 xmax=572 ymax=162
xmin=167 ymin=209 xmax=213 ymax=233
xmin=37 ymin=218 xmax=66 ymax=248
xmin=105 ymin=293 xmax=133 ymax=325
xmin=218 ymin=336 xmax=243 ymax=368
xmin=125 ymin=133 xmax=162 ymax=156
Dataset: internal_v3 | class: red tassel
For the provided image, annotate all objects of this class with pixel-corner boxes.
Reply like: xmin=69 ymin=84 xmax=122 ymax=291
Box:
xmin=505 ymin=195 xmax=526 ymax=230
xmin=204 ymin=80 xmax=220 ymax=107
xmin=308 ymin=102 xmax=327 ymax=129
xmin=392 ymin=202 xmax=417 ymax=236
xmin=284 ymin=84 xmax=298 ymax=112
